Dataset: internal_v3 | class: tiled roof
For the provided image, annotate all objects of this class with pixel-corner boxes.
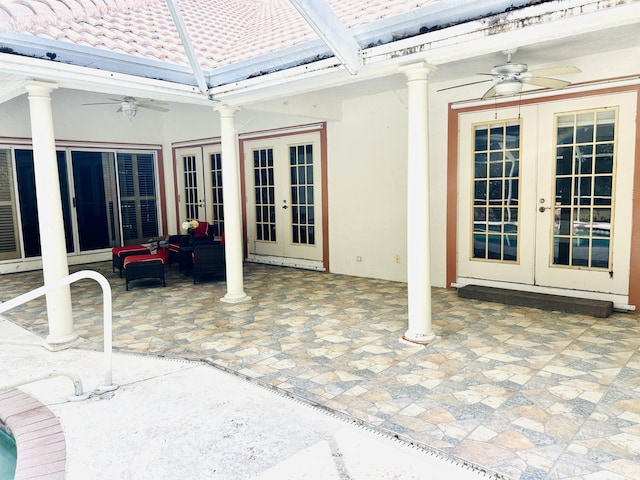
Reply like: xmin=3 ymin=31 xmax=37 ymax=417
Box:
xmin=0 ymin=0 xmax=439 ymax=70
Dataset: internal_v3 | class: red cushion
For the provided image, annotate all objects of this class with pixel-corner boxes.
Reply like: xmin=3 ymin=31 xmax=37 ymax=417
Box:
xmin=194 ymin=221 xmax=209 ymax=237
xmin=123 ymin=253 xmax=164 ymax=268
xmin=112 ymin=245 xmax=150 ymax=257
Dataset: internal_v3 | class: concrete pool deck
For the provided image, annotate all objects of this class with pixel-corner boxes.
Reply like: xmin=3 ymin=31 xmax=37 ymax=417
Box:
xmin=1 ymin=319 xmax=491 ymax=480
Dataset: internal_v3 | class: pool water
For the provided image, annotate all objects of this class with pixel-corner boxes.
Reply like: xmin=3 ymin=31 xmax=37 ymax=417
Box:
xmin=0 ymin=429 xmax=16 ymax=480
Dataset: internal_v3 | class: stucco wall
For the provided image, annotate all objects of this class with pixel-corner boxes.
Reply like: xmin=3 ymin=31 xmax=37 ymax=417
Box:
xmin=0 ymin=90 xmax=165 ymax=144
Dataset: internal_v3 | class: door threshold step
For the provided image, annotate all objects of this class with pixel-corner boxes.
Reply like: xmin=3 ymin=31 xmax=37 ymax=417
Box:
xmin=457 ymin=285 xmax=614 ymax=318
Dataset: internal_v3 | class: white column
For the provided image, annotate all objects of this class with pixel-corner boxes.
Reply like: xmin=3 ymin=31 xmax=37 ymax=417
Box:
xmin=400 ymin=63 xmax=437 ymax=346
xmin=217 ymin=105 xmax=251 ymax=303
xmin=26 ymin=82 xmax=77 ymax=350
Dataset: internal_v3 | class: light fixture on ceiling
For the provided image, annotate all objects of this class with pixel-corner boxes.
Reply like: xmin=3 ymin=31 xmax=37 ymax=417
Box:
xmin=494 ymin=78 xmax=523 ymax=97
xmin=121 ymin=99 xmax=138 ymax=118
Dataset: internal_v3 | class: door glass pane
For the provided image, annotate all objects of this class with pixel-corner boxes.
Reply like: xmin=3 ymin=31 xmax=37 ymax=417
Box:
xmin=209 ymin=152 xmax=224 ymax=236
xmin=552 ymin=108 xmax=616 ymax=269
xmin=15 ymin=150 xmax=40 ymax=257
xmin=15 ymin=150 xmax=73 ymax=256
xmin=470 ymin=120 xmax=521 ymax=262
xmin=72 ymin=151 xmax=119 ymax=251
xmin=289 ymin=143 xmax=315 ymax=245
xmin=254 ymin=148 xmax=276 ymax=242
xmin=182 ymin=154 xmax=200 ymax=220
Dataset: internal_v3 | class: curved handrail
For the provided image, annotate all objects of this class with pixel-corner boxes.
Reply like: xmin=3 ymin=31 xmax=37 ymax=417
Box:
xmin=0 ymin=270 xmax=117 ymax=392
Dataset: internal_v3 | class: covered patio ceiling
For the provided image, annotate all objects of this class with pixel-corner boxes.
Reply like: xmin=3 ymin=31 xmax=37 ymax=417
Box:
xmin=0 ymin=0 xmax=639 ymax=109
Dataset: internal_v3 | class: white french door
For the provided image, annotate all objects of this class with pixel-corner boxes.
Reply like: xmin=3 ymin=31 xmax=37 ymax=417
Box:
xmin=457 ymin=92 xmax=637 ymax=307
xmin=176 ymin=147 xmax=207 ymax=223
xmin=243 ymin=132 xmax=323 ymax=270
xmin=175 ymin=146 xmax=224 ymax=235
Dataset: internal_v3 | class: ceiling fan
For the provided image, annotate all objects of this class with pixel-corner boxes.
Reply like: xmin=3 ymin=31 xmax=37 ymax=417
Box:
xmin=83 ymin=96 xmax=170 ymax=118
xmin=441 ymin=49 xmax=581 ymax=100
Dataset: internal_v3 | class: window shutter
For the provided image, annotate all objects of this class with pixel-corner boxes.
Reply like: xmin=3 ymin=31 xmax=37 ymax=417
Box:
xmin=0 ymin=149 xmax=20 ymax=260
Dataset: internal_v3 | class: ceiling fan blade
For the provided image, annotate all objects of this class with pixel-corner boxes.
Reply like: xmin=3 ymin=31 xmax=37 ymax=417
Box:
xmin=82 ymin=102 xmax=119 ymax=106
xmin=522 ymin=76 xmax=570 ymax=89
xmin=437 ymin=78 xmax=493 ymax=92
xmin=527 ymin=66 xmax=581 ymax=77
xmin=481 ymin=84 xmax=497 ymax=100
xmin=139 ymin=104 xmax=170 ymax=112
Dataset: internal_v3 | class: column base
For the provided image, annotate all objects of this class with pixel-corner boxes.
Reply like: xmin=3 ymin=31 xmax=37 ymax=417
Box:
xmin=399 ymin=332 xmax=439 ymax=348
xmin=43 ymin=332 xmax=81 ymax=351
xmin=220 ymin=293 xmax=252 ymax=304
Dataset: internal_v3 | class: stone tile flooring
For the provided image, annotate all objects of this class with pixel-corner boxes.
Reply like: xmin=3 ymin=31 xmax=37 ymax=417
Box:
xmin=2 ymin=261 xmax=640 ymax=480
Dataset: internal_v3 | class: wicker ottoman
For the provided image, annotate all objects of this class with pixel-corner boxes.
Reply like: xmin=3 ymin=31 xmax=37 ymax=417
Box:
xmin=123 ymin=253 xmax=165 ymax=291
xmin=112 ymin=245 xmax=151 ymax=277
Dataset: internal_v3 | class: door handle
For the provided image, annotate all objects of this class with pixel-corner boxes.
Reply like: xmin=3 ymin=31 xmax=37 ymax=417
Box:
xmin=538 ymin=198 xmax=550 ymax=212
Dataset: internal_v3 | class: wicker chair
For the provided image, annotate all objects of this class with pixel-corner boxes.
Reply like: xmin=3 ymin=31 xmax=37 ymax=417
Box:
xmin=192 ymin=243 xmax=225 ymax=284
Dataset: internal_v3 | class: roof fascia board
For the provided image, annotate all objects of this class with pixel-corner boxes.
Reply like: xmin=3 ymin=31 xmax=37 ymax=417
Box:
xmin=165 ymin=0 xmax=209 ymax=94
xmin=348 ymin=0 xmax=536 ymax=45
xmin=287 ymin=0 xmax=361 ymax=74
xmin=210 ymin=57 xmax=349 ymax=106
xmin=362 ymin=0 xmax=640 ymax=67
xmin=0 ymin=52 xmax=212 ymax=105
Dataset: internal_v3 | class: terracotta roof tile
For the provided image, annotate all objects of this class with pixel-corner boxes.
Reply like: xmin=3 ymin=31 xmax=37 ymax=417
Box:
xmin=0 ymin=0 xmax=443 ymax=71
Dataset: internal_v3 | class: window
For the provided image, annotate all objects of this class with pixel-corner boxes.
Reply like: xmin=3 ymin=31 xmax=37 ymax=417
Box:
xmin=471 ymin=120 xmax=521 ymax=262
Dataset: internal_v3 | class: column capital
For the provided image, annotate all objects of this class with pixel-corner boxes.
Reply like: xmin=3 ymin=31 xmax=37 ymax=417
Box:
xmin=215 ymin=103 xmax=240 ymax=117
xmin=399 ymin=62 xmax=436 ymax=82
xmin=25 ymin=81 xmax=59 ymax=97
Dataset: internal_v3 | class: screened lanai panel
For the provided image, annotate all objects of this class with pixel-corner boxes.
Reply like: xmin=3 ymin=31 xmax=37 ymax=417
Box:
xmin=0 ymin=149 xmax=19 ymax=260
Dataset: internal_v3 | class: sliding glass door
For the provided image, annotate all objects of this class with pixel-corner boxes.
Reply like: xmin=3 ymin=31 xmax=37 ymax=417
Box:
xmin=0 ymin=146 xmax=161 ymax=262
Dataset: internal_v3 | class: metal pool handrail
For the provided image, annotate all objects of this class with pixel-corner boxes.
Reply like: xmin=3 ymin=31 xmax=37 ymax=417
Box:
xmin=0 ymin=270 xmax=118 ymax=393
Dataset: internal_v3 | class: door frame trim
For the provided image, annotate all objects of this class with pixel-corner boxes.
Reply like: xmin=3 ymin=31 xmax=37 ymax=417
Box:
xmin=447 ymin=84 xmax=640 ymax=307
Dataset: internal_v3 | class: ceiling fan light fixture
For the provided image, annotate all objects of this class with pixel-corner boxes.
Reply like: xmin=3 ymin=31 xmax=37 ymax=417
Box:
xmin=494 ymin=79 xmax=523 ymax=97
xmin=121 ymin=101 xmax=138 ymax=118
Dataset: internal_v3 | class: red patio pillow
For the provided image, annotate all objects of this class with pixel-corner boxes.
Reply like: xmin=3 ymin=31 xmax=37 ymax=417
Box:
xmin=194 ymin=221 xmax=209 ymax=237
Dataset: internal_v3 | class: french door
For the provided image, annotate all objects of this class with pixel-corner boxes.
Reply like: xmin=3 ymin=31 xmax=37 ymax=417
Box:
xmin=175 ymin=146 xmax=224 ymax=235
xmin=243 ymin=132 xmax=323 ymax=270
xmin=457 ymin=92 xmax=637 ymax=306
